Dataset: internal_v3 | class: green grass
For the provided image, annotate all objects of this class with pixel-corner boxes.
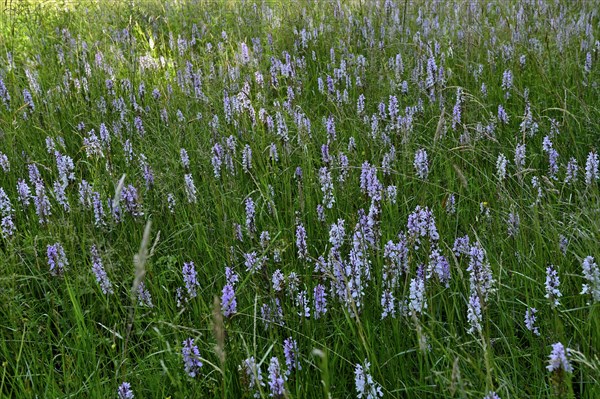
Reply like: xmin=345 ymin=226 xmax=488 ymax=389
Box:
xmin=0 ymin=0 xmax=600 ymax=398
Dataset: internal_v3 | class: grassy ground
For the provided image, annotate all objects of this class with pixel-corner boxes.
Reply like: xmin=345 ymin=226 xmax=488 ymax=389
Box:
xmin=0 ymin=0 xmax=599 ymax=398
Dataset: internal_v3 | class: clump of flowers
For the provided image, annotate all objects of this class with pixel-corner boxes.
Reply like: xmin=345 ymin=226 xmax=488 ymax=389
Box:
xmin=355 ymin=360 xmax=383 ymax=399
xmin=47 ymin=242 xmax=68 ymax=276
xmin=182 ymin=338 xmax=203 ymax=377
xmin=545 ymin=265 xmax=562 ymax=308
xmin=267 ymin=356 xmax=286 ymax=397
xmin=221 ymin=266 xmax=238 ymax=317
xmin=240 ymin=356 xmax=264 ymax=398
xmin=581 ymin=256 xmax=600 ymax=303
xmin=548 ymin=342 xmax=572 ymax=373
xmin=524 ymin=307 xmax=540 ymax=336
xmin=413 ymin=148 xmax=429 ymax=180
xmin=117 ymin=382 xmax=134 ymax=399
xmin=90 ymin=245 xmax=113 ymax=294
xmin=547 ymin=342 xmax=573 ymax=398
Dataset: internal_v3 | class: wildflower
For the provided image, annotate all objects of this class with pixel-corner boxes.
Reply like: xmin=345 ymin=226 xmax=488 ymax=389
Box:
xmin=467 ymin=293 xmax=482 ymax=334
xmin=453 ymin=235 xmax=470 ymax=257
xmin=524 ymin=307 xmax=540 ymax=335
xmin=507 ymin=212 xmax=520 ymax=237
xmin=0 ymin=77 xmax=10 ymax=109
xmin=242 ymin=144 xmax=252 ymax=173
xmin=244 ymin=252 xmax=261 ymax=273
xmin=180 ymin=148 xmax=190 ymax=169
xmin=452 ymin=88 xmax=462 ymax=130
xmin=182 ymin=338 xmax=203 ymax=377
xmin=296 ymin=290 xmax=310 ymax=318
xmin=565 ymin=158 xmax=578 ymax=184
xmin=329 ymin=219 xmax=346 ymax=250
xmin=123 ymin=140 xmax=133 ymax=164
xmin=384 ymin=237 xmax=409 ymax=277
xmin=121 ymin=185 xmax=142 ymax=216
xmin=585 ymin=151 xmax=599 ymax=185
xmin=581 ymin=256 xmax=600 ymax=303
xmin=0 ymin=153 xmax=9 ymax=172
xmin=497 ymin=105 xmax=509 ymax=124
xmin=261 ymin=298 xmax=284 ymax=327
xmin=268 ymin=357 xmax=285 ymax=397
xmin=269 ymin=142 xmax=279 ymax=163
xmin=413 ymin=148 xmax=429 ymax=180
xmin=108 ymin=198 xmax=122 ymax=223
xmin=426 ymin=55 xmax=437 ymax=92
xmin=28 ymin=164 xmax=42 ymax=186
xmin=502 ymin=69 xmax=513 ymax=99
xmin=91 ymin=245 xmax=113 ymax=294
xmin=559 ymin=235 xmax=569 ymax=255
xmin=99 ymin=123 xmax=110 ymax=145
xmin=547 ymin=342 xmax=573 ymax=373
xmin=313 ymin=284 xmax=327 ymax=319
xmin=355 ymin=361 xmax=383 ymax=399
xmin=167 ymin=193 xmax=176 ymax=213
xmin=140 ymin=157 xmax=154 ymax=190
xmin=360 ymin=162 xmax=382 ymax=201
xmin=53 ymin=181 xmax=70 ymax=212
xmin=296 ymin=223 xmax=308 ymax=259
xmin=316 ymin=204 xmax=325 ymax=222
xmin=545 ymin=265 xmax=562 ymax=307
xmin=221 ymin=283 xmax=237 ymax=317
xmin=408 ymin=271 xmax=427 ymax=316
xmin=283 ymin=337 xmax=301 ymax=375
xmin=184 ymin=174 xmax=197 ymax=203
xmin=117 ymin=382 xmax=134 ymax=399
xmin=245 ymin=197 xmax=256 ymax=235
xmin=134 ymin=116 xmax=145 ymax=136
xmin=34 ymin=183 xmax=52 ymax=224
xmin=386 ymin=185 xmax=398 ymax=204
xmin=514 ymin=143 xmax=526 ymax=172
xmin=54 ymin=152 xmax=74 ymax=185
xmin=496 ymin=153 xmax=508 ymax=180
xmin=357 ymin=94 xmax=365 ymax=114
xmin=240 ymin=357 xmax=264 ymax=397
xmin=23 ymin=88 xmax=34 ymax=111
xmin=584 ymin=52 xmax=592 ymax=74
xmin=287 ymin=272 xmax=300 ymax=296
xmin=319 ymin=167 xmax=335 ymax=208
xmin=234 ymin=223 xmax=243 ymax=242
xmin=269 ymin=269 xmax=284 ymax=292
xmin=1 ymin=215 xmax=15 ymax=237
xmin=260 ymin=230 xmax=270 ymax=249
xmin=428 ymin=248 xmax=450 ymax=286
xmin=83 ymin=130 xmax=103 ymax=158
xmin=136 ymin=281 xmax=153 ymax=307
xmin=348 ymin=137 xmax=356 ymax=152
xmin=467 ymin=243 xmax=495 ymax=301
xmin=224 ymin=266 xmax=238 ymax=286
xmin=182 ymin=261 xmax=199 ymax=299
xmin=0 ymin=188 xmax=12 ymax=216
xmin=16 ymin=179 xmax=31 ymax=207
xmin=407 ymin=205 xmax=439 ymax=247
xmin=47 ymin=242 xmax=68 ymax=276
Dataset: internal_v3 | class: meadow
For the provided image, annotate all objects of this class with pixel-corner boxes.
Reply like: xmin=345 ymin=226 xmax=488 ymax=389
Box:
xmin=0 ymin=0 xmax=599 ymax=397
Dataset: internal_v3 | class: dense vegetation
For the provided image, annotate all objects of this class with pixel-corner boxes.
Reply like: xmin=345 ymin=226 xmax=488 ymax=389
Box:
xmin=0 ymin=1 xmax=599 ymax=397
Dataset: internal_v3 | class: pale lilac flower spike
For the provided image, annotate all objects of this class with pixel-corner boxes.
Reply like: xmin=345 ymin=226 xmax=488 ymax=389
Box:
xmin=547 ymin=342 xmax=573 ymax=373
xmin=117 ymin=382 xmax=134 ymax=399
